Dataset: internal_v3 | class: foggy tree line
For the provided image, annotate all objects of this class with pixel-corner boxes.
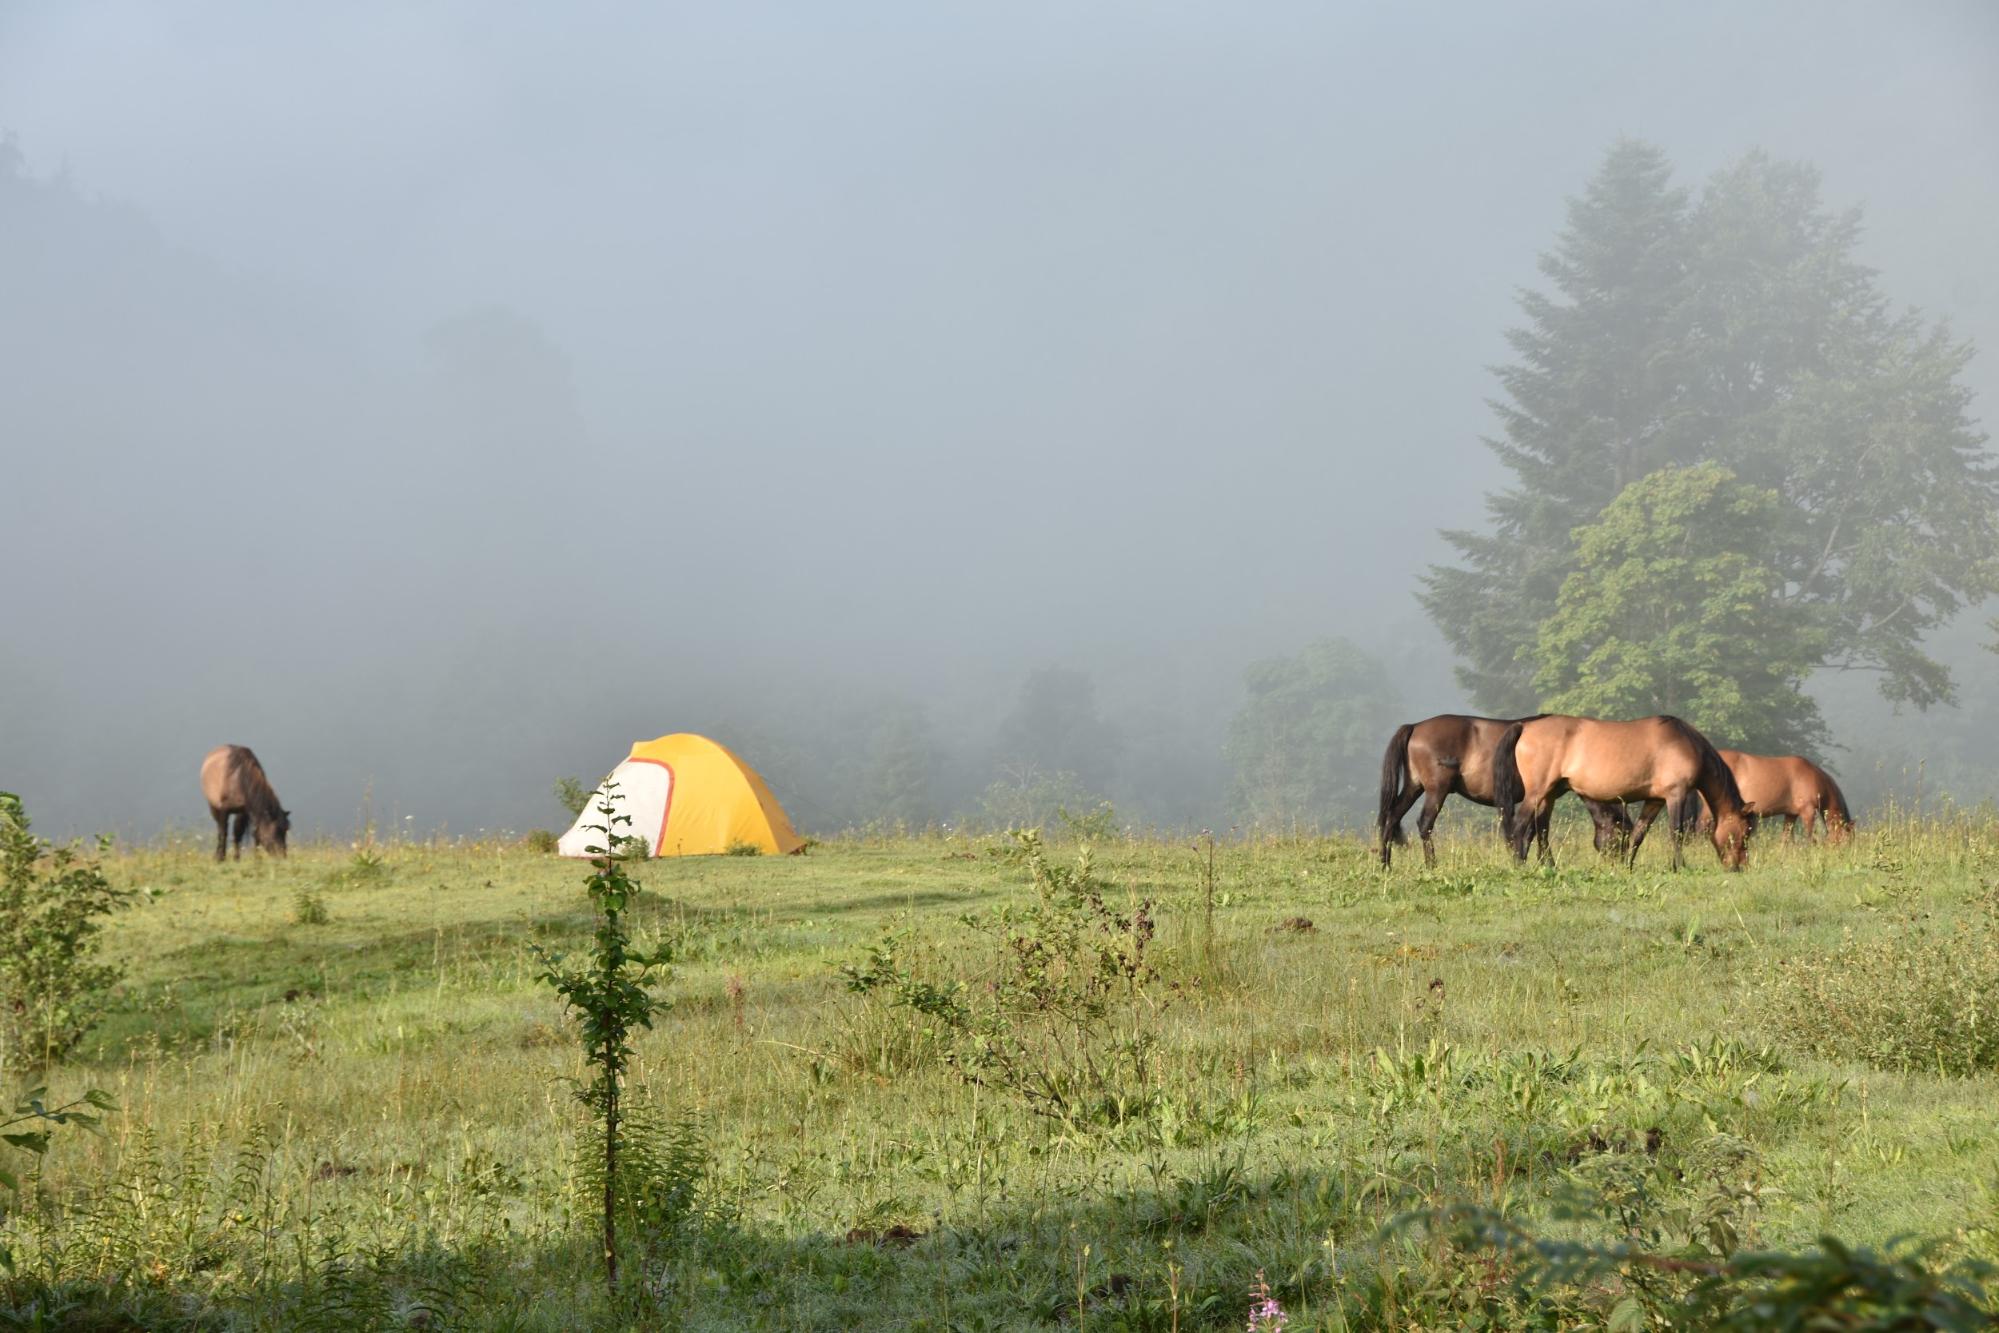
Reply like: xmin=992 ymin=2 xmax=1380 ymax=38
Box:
xmin=711 ymin=142 xmax=1999 ymax=835
xmin=6 ymin=134 xmax=1996 ymax=840
xmin=1425 ymin=140 xmax=1997 ymax=756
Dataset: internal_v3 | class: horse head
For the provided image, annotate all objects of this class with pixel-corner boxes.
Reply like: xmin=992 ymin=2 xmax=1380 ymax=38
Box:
xmin=1710 ymin=807 xmax=1749 ymax=870
xmin=256 ymin=808 xmax=291 ymax=857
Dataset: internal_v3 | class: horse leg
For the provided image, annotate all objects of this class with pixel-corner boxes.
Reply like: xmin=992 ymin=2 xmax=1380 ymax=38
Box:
xmin=1506 ymin=793 xmax=1535 ymax=862
xmin=1531 ymin=797 xmax=1554 ymax=864
xmin=1381 ymin=783 xmax=1424 ymax=867
xmin=231 ymin=811 xmax=248 ymax=861
xmin=1415 ymin=788 xmax=1446 ymax=868
xmin=1783 ymin=814 xmax=1799 ymax=842
xmin=1662 ymin=792 xmax=1689 ymax=870
xmin=1627 ymin=799 xmax=1666 ymax=869
xmin=212 ymin=810 xmax=229 ymax=863
xmin=1589 ymin=802 xmax=1629 ymax=858
xmin=1587 ymin=803 xmax=1611 ymax=856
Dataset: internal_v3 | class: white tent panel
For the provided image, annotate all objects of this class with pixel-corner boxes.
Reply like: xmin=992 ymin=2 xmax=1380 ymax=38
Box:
xmin=556 ymin=759 xmax=673 ymax=857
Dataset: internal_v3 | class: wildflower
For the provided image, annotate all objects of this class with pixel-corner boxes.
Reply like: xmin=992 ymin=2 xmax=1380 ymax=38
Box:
xmin=1247 ymin=1269 xmax=1287 ymax=1331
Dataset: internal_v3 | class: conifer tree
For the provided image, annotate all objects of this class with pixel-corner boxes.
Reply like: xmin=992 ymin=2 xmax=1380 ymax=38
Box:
xmin=1424 ymin=140 xmax=1997 ymax=717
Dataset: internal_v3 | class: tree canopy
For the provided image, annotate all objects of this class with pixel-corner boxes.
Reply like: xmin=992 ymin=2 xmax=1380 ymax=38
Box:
xmin=994 ymin=667 xmax=1122 ymax=793
xmin=1226 ymin=639 xmax=1402 ymax=829
xmin=1533 ymin=463 xmax=1827 ymax=753
xmin=1423 ymin=140 xmax=1997 ymax=724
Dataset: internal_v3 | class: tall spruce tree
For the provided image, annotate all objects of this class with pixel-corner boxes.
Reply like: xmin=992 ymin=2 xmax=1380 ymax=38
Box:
xmin=1423 ymin=140 xmax=1997 ymax=718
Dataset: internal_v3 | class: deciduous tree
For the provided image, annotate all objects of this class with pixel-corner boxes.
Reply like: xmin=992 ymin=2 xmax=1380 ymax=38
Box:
xmin=1424 ymin=140 xmax=1997 ymax=720
xmin=1533 ymin=464 xmax=1826 ymax=753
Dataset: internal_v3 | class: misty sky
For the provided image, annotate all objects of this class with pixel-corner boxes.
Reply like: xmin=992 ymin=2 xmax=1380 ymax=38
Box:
xmin=3 ymin=2 xmax=1996 ymax=838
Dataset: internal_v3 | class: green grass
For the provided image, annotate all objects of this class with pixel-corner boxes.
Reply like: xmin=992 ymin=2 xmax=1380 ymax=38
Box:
xmin=10 ymin=815 xmax=1999 ymax=1328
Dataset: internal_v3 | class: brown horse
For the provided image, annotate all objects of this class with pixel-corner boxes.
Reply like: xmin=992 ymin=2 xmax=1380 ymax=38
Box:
xmin=200 ymin=745 xmax=290 ymax=861
xmin=1493 ymin=715 xmax=1749 ymax=870
xmin=1681 ymin=750 xmax=1853 ymax=842
xmin=1378 ymin=714 xmax=1632 ymax=867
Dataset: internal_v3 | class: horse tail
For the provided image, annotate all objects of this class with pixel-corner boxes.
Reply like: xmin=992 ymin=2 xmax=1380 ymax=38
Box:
xmin=1492 ymin=721 xmax=1528 ymax=845
xmin=1820 ymin=769 xmax=1854 ymax=839
xmin=1377 ymin=723 xmax=1415 ymax=848
xmin=1664 ymin=718 xmax=1743 ymax=814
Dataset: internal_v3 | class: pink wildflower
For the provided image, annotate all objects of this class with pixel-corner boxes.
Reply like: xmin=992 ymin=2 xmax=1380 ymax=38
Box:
xmin=1247 ymin=1269 xmax=1287 ymax=1331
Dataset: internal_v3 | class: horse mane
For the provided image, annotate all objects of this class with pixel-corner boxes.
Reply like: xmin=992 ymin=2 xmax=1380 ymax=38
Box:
xmin=236 ymin=749 xmax=284 ymax=824
xmin=1660 ymin=717 xmax=1744 ymax=815
xmin=1819 ymin=767 xmax=1854 ymax=831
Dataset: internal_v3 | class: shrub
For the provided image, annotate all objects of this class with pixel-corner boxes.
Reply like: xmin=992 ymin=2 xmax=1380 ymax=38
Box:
xmin=523 ymin=829 xmax=560 ymax=854
xmin=1413 ymin=1205 xmax=1997 ymax=1330
xmin=0 ymin=792 xmax=133 ymax=1070
xmin=976 ymin=766 xmax=1106 ymax=833
xmin=554 ymin=776 xmax=593 ymax=818
xmin=573 ymin=1096 xmax=711 ymax=1250
xmin=530 ymin=781 xmax=672 ymax=1293
xmin=842 ymin=828 xmax=1162 ymax=1129
xmin=291 ymin=890 xmax=330 ymax=926
xmin=1764 ymin=906 xmax=1999 ymax=1075
xmin=723 ymin=840 xmax=761 ymax=857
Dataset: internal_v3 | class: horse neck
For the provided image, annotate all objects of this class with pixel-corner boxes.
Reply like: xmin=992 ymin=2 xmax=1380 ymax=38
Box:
xmin=1694 ymin=763 xmax=1743 ymax=818
xmin=242 ymin=779 xmax=280 ymax=823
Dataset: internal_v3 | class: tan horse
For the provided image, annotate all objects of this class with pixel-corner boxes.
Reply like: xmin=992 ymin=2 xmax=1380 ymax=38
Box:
xmin=1377 ymin=714 xmax=1632 ymax=867
xmin=1687 ymin=751 xmax=1853 ymax=842
xmin=1494 ymin=715 xmax=1750 ymax=870
xmin=200 ymin=745 xmax=290 ymax=861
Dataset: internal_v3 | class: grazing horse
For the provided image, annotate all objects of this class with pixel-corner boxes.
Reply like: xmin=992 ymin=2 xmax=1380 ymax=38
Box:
xmin=200 ymin=745 xmax=290 ymax=862
xmin=1681 ymin=750 xmax=1853 ymax=843
xmin=1377 ymin=714 xmax=1633 ymax=867
xmin=1493 ymin=715 xmax=1749 ymax=870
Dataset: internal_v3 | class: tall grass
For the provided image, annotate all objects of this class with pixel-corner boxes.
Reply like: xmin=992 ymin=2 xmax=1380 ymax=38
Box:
xmin=0 ymin=820 xmax=1993 ymax=1326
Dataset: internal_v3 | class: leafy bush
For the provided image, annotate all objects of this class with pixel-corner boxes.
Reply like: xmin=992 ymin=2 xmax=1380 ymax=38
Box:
xmin=1413 ymin=1205 xmax=1997 ymax=1330
xmin=530 ymin=781 xmax=672 ymax=1293
xmin=1054 ymin=800 xmax=1119 ymax=844
xmin=554 ymin=776 xmax=593 ymax=818
xmin=1764 ymin=906 xmax=1999 ymax=1074
xmin=976 ymin=766 xmax=1107 ymax=833
xmin=573 ymin=1096 xmax=711 ymax=1251
xmin=291 ymin=889 xmax=330 ymax=926
xmin=0 ymin=792 xmax=133 ymax=1070
xmin=522 ymin=829 xmax=559 ymax=854
xmin=723 ymin=841 xmax=761 ymax=857
xmin=345 ymin=848 xmax=387 ymax=881
xmin=843 ymin=829 xmax=1161 ymax=1129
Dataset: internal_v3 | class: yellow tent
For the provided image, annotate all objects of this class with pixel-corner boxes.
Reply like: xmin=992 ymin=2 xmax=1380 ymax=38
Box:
xmin=556 ymin=734 xmax=805 ymax=858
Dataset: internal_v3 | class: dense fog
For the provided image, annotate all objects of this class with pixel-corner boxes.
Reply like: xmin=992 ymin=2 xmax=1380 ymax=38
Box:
xmin=2 ymin=2 xmax=1995 ymax=840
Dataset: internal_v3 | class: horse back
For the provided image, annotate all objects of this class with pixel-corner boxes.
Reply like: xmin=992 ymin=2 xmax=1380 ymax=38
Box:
xmin=1407 ymin=714 xmax=1517 ymax=804
xmin=201 ymin=745 xmax=267 ymax=812
xmin=1533 ymin=715 xmax=1704 ymax=803
xmin=1719 ymin=750 xmax=1820 ymax=817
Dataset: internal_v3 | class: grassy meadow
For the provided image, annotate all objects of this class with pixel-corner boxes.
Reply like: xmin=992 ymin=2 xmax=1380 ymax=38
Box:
xmin=8 ymin=811 xmax=1999 ymax=1329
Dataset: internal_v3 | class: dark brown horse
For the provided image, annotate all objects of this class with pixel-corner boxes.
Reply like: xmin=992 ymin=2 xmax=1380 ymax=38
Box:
xmin=1494 ymin=715 xmax=1749 ymax=870
xmin=1680 ymin=750 xmax=1854 ymax=843
xmin=201 ymin=745 xmax=290 ymax=861
xmin=1378 ymin=714 xmax=1632 ymax=867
